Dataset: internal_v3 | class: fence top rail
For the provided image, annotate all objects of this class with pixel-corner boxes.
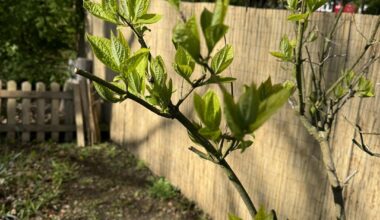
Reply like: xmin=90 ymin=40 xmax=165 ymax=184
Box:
xmin=0 ymin=90 xmax=73 ymax=99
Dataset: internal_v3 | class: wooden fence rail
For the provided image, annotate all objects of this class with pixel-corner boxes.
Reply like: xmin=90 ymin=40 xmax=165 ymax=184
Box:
xmin=0 ymin=80 xmax=85 ymax=146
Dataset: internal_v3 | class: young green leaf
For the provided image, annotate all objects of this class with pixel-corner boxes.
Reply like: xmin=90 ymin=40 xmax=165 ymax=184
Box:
xmin=199 ymin=127 xmax=221 ymax=142
xmin=126 ymin=70 xmax=145 ymax=95
xmin=150 ymin=56 xmax=168 ymax=86
xmin=173 ymin=47 xmax=195 ymax=83
xmin=237 ymin=140 xmax=253 ymax=152
xmin=166 ymin=0 xmax=180 ymax=11
xmin=127 ymin=0 xmax=150 ymax=22
xmin=83 ymin=0 xmax=119 ymax=24
xmin=222 ymin=90 xmax=244 ymax=139
xmin=238 ymin=85 xmax=259 ymax=130
xmin=211 ymin=44 xmax=234 ymax=74
xmin=136 ymin=14 xmax=162 ymax=25
xmin=201 ymin=8 xmax=213 ymax=31
xmin=254 ymin=207 xmax=275 ymax=220
xmin=93 ymin=81 xmax=126 ymax=103
xmin=287 ymin=13 xmax=309 ymax=22
xmin=357 ymin=76 xmax=375 ymax=97
xmin=87 ymin=34 xmax=119 ymax=73
xmin=212 ymin=0 xmax=230 ymax=26
xmin=110 ymin=32 xmax=130 ymax=72
xmin=228 ymin=213 xmax=243 ymax=220
xmin=204 ymin=24 xmax=229 ymax=53
xmin=286 ymin=0 xmax=298 ymax=10
xmin=172 ymin=16 xmax=201 ymax=60
xmin=194 ymin=91 xmax=222 ymax=131
xmin=102 ymin=0 xmax=117 ymax=13
xmin=124 ymin=48 xmax=150 ymax=77
xmin=249 ymin=81 xmax=295 ymax=132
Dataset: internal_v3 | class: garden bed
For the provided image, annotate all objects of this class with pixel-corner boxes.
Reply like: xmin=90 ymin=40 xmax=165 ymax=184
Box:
xmin=0 ymin=143 xmax=210 ymax=219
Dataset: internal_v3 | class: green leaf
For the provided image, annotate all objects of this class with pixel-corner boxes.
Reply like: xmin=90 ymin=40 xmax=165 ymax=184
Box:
xmin=334 ymin=84 xmax=346 ymax=99
xmin=222 ymin=90 xmax=244 ymax=139
xmin=127 ymin=0 xmax=150 ymax=22
xmin=124 ymin=48 xmax=150 ymax=77
xmin=194 ymin=91 xmax=222 ymax=130
xmin=357 ymin=76 xmax=375 ymax=97
xmin=172 ymin=16 xmax=201 ymax=60
xmin=110 ymin=32 xmax=130 ymax=72
xmin=126 ymin=70 xmax=145 ymax=95
xmin=254 ymin=207 xmax=275 ymax=220
xmin=287 ymin=13 xmax=309 ymax=22
xmin=228 ymin=213 xmax=243 ymax=220
xmin=136 ymin=14 xmax=162 ymax=25
xmin=286 ymin=0 xmax=298 ymax=10
xmin=201 ymin=8 xmax=213 ymax=31
xmin=83 ymin=0 xmax=119 ymax=24
xmin=199 ymin=127 xmax=221 ymax=142
xmin=93 ymin=81 xmax=125 ymax=103
xmin=238 ymin=85 xmax=259 ymax=130
xmin=173 ymin=47 xmax=195 ymax=83
xmin=211 ymin=44 xmax=233 ymax=74
xmin=212 ymin=0 xmax=229 ymax=26
xmin=102 ymin=0 xmax=117 ymax=13
xmin=149 ymin=56 xmax=173 ymax=108
xmin=249 ymin=81 xmax=295 ymax=132
xmin=204 ymin=24 xmax=229 ymax=53
xmin=87 ymin=34 xmax=119 ymax=73
xmin=166 ymin=0 xmax=180 ymax=11
xmin=200 ymin=6 xmax=229 ymax=53
xmin=237 ymin=140 xmax=253 ymax=152
xmin=269 ymin=51 xmax=287 ymax=60
xmin=150 ymin=56 xmax=167 ymax=86
xmin=306 ymin=0 xmax=327 ymax=12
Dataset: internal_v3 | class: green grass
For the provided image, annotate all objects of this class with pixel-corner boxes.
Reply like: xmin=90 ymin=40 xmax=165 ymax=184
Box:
xmin=149 ymin=177 xmax=178 ymax=200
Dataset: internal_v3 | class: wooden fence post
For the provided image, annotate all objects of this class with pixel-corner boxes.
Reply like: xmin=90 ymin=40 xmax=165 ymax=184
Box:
xmin=36 ymin=82 xmax=46 ymax=142
xmin=21 ymin=81 xmax=31 ymax=143
xmin=6 ymin=81 xmax=16 ymax=141
xmin=51 ymin=82 xmax=60 ymax=141
xmin=73 ymin=83 xmax=85 ymax=147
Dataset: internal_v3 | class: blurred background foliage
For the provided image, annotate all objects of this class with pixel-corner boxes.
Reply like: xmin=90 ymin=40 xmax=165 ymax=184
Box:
xmin=0 ymin=0 xmax=84 ymax=85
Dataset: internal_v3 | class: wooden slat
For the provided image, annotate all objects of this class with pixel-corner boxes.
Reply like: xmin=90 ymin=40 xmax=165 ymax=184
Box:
xmin=0 ymin=124 xmax=76 ymax=132
xmin=79 ymin=79 xmax=91 ymax=145
xmin=36 ymin=82 xmax=46 ymax=141
xmin=0 ymin=90 xmax=72 ymax=99
xmin=21 ymin=82 xmax=31 ymax=143
xmin=64 ymin=82 xmax=74 ymax=142
xmin=73 ymin=84 xmax=85 ymax=147
xmin=50 ymin=82 xmax=60 ymax=141
xmin=6 ymin=81 xmax=17 ymax=141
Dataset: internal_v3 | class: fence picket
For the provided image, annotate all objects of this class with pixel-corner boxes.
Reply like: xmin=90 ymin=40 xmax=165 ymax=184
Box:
xmin=63 ymin=82 xmax=74 ymax=142
xmin=6 ymin=81 xmax=17 ymax=141
xmin=50 ymin=82 xmax=60 ymax=141
xmin=21 ymin=82 xmax=31 ymax=143
xmin=36 ymin=82 xmax=46 ymax=141
xmin=73 ymin=83 xmax=85 ymax=147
